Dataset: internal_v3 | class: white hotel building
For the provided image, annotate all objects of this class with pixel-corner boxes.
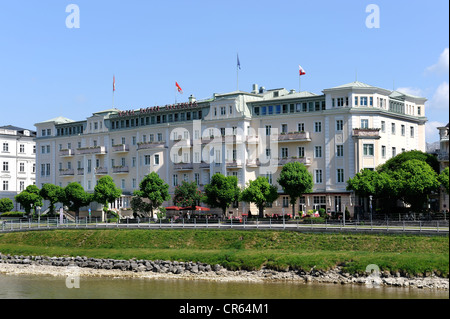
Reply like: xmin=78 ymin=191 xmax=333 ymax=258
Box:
xmin=0 ymin=125 xmax=37 ymax=211
xmin=35 ymin=81 xmax=427 ymax=218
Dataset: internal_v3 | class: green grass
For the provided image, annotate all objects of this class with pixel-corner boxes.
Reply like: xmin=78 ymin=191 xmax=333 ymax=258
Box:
xmin=0 ymin=229 xmax=448 ymax=276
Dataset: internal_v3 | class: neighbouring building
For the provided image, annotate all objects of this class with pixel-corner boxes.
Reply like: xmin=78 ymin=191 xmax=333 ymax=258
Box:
xmin=437 ymin=123 xmax=449 ymax=211
xmin=0 ymin=125 xmax=37 ymax=212
xmin=34 ymin=81 xmax=427 ymax=219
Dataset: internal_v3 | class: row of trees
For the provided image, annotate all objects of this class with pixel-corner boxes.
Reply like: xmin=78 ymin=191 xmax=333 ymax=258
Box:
xmin=6 ymin=162 xmax=313 ymax=220
xmin=347 ymin=150 xmax=449 ymax=213
xmin=178 ymin=162 xmax=313 ymax=218
xmin=8 ymin=150 xmax=446 ymax=219
xmin=11 ymin=176 xmax=122 ymax=219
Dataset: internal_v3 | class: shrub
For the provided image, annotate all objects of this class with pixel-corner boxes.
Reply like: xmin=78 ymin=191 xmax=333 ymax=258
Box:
xmin=0 ymin=211 xmax=26 ymax=217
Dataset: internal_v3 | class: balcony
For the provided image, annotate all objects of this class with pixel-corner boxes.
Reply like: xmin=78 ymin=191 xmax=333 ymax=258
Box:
xmin=226 ymin=160 xmax=243 ymax=168
xmin=438 ymin=152 xmax=449 ymax=162
xmin=112 ymin=144 xmax=129 ymax=153
xmin=77 ymin=146 xmax=107 ymax=155
xmin=94 ymin=167 xmax=108 ymax=175
xmin=277 ymin=157 xmax=312 ymax=166
xmin=59 ymin=149 xmax=75 ymax=157
xmin=201 ymin=135 xmax=243 ymax=145
xmin=112 ymin=166 xmax=129 ymax=174
xmin=59 ymin=169 xmax=74 ymax=177
xmin=137 ymin=141 xmax=166 ymax=150
xmin=352 ymin=128 xmax=381 ymax=139
xmin=173 ymin=162 xmax=194 ymax=171
xmin=275 ymin=131 xmax=311 ymax=143
xmin=77 ymin=168 xmax=84 ymax=175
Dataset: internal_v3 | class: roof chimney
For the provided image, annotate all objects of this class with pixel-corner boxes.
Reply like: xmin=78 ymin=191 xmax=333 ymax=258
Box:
xmin=252 ymin=84 xmax=259 ymax=94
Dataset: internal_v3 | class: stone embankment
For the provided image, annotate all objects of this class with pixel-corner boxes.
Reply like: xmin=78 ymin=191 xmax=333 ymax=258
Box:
xmin=0 ymin=253 xmax=448 ymax=290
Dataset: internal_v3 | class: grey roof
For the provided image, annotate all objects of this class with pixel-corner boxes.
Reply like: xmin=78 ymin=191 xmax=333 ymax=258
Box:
xmin=35 ymin=116 xmax=75 ymax=125
xmin=0 ymin=125 xmax=36 ymax=136
xmin=329 ymin=81 xmax=376 ymax=89
xmin=390 ymin=90 xmax=427 ymax=101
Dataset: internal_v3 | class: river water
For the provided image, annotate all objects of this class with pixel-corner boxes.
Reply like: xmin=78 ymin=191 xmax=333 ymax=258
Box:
xmin=0 ymin=274 xmax=447 ymax=299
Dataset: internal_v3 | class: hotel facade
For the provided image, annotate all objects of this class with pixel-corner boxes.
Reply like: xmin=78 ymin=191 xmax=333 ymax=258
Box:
xmin=34 ymin=81 xmax=427 ymax=218
xmin=0 ymin=125 xmax=36 ymax=211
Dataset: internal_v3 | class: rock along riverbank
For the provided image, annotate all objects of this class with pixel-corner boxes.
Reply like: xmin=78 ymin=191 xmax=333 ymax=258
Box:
xmin=0 ymin=253 xmax=448 ymax=290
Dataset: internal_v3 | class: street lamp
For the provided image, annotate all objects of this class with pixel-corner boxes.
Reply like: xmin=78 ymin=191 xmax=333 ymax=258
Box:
xmin=369 ymin=195 xmax=373 ymax=224
xmin=37 ymin=206 xmax=41 ymax=226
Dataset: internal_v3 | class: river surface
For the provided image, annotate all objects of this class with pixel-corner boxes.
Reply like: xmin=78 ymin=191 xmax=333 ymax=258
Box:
xmin=0 ymin=274 xmax=448 ymax=299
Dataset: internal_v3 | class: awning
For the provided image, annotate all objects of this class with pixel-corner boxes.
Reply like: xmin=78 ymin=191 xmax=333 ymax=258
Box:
xmin=165 ymin=206 xmax=182 ymax=210
xmin=181 ymin=206 xmax=210 ymax=211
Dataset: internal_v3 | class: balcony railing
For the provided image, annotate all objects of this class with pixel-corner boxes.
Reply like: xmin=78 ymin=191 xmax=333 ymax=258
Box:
xmin=277 ymin=157 xmax=312 ymax=166
xmin=226 ymin=160 xmax=243 ymax=168
xmin=59 ymin=149 xmax=75 ymax=157
xmin=77 ymin=146 xmax=107 ymax=155
xmin=112 ymin=166 xmax=129 ymax=174
xmin=438 ymin=152 xmax=449 ymax=162
xmin=275 ymin=131 xmax=311 ymax=142
xmin=59 ymin=169 xmax=74 ymax=176
xmin=94 ymin=167 xmax=108 ymax=175
xmin=137 ymin=141 xmax=166 ymax=150
xmin=112 ymin=144 xmax=129 ymax=153
xmin=245 ymin=157 xmax=311 ymax=167
xmin=77 ymin=168 xmax=84 ymax=175
xmin=352 ymin=128 xmax=381 ymax=139
xmin=173 ymin=162 xmax=194 ymax=171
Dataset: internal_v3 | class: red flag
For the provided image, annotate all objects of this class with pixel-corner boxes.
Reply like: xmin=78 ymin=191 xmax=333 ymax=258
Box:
xmin=176 ymin=82 xmax=183 ymax=93
xmin=113 ymin=75 xmax=116 ymax=92
xmin=299 ymin=65 xmax=306 ymax=76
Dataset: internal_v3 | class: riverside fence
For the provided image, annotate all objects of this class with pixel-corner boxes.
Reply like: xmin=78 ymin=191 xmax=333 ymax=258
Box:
xmin=1 ymin=217 xmax=448 ymax=235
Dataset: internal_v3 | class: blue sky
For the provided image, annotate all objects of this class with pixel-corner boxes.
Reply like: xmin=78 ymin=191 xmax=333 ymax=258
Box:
xmin=0 ymin=0 xmax=448 ymax=142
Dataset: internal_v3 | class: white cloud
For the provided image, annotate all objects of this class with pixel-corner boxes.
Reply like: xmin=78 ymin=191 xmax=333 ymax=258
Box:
xmin=426 ymin=121 xmax=446 ymax=143
xmin=429 ymin=81 xmax=449 ymax=110
xmin=396 ymin=87 xmax=423 ymax=97
xmin=426 ymin=48 xmax=449 ymax=75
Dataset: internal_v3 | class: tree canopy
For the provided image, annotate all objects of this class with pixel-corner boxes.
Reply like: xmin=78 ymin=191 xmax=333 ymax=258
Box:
xmin=93 ymin=175 xmax=122 ymax=212
xmin=39 ymin=184 xmax=64 ymax=216
xmin=391 ymin=159 xmax=440 ymax=212
xmin=173 ymin=181 xmax=203 ymax=207
xmin=240 ymin=176 xmax=279 ymax=218
xmin=439 ymin=167 xmax=449 ymax=194
xmin=61 ymin=182 xmax=93 ymax=218
xmin=346 ymin=169 xmax=394 ymax=198
xmin=0 ymin=198 xmax=14 ymax=213
xmin=14 ymin=185 xmax=43 ymax=216
xmin=133 ymin=172 xmax=170 ymax=218
xmin=277 ymin=162 xmax=313 ymax=217
xmin=203 ymin=173 xmax=240 ymax=216
xmin=378 ymin=150 xmax=440 ymax=174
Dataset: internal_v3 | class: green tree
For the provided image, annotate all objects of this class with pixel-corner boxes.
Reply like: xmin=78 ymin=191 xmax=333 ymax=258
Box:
xmin=346 ymin=169 xmax=394 ymax=198
xmin=240 ymin=176 xmax=279 ymax=218
xmin=0 ymin=198 xmax=14 ymax=213
xmin=378 ymin=150 xmax=440 ymax=174
xmin=61 ymin=182 xmax=93 ymax=219
xmin=130 ymin=196 xmax=153 ymax=218
xmin=134 ymin=172 xmax=170 ymax=219
xmin=39 ymin=184 xmax=65 ymax=217
xmin=173 ymin=181 xmax=203 ymax=207
xmin=203 ymin=173 xmax=240 ymax=217
xmin=439 ymin=167 xmax=449 ymax=194
xmin=94 ymin=176 xmax=122 ymax=219
xmin=15 ymin=185 xmax=43 ymax=217
xmin=277 ymin=162 xmax=313 ymax=217
xmin=392 ymin=159 xmax=440 ymax=213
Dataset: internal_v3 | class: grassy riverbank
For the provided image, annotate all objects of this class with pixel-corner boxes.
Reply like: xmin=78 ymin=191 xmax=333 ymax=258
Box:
xmin=0 ymin=229 xmax=448 ymax=276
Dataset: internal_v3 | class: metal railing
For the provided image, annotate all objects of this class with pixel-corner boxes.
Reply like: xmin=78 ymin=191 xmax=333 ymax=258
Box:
xmin=1 ymin=217 xmax=448 ymax=235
